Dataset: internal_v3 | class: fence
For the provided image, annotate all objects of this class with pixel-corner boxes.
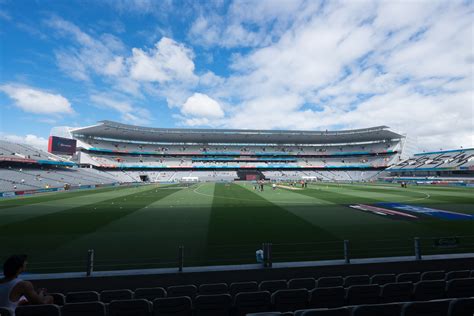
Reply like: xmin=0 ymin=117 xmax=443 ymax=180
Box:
xmin=22 ymin=235 xmax=474 ymax=275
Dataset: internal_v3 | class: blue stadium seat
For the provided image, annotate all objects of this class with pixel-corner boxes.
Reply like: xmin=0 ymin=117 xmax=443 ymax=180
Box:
xmin=61 ymin=302 xmax=106 ymax=316
xmin=345 ymin=284 xmax=380 ymax=305
xmin=233 ymin=291 xmax=271 ymax=316
xmin=448 ymin=297 xmax=474 ymax=316
xmin=134 ymin=287 xmax=167 ymax=301
xmin=153 ymin=296 xmax=192 ymax=316
xmin=380 ymin=282 xmax=413 ymax=303
xmin=198 ymin=282 xmax=228 ymax=295
xmin=109 ymin=299 xmax=152 ymax=316
xmin=317 ymin=277 xmax=343 ymax=288
xmin=100 ymin=289 xmax=133 ymax=303
xmin=309 ymin=286 xmax=345 ymax=308
xmin=445 ymin=277 xmax=474 ymax=298
xmin=66 ymin=291 xmax=100 ymax=303
xmin=229 ymin=281 xmax=258 ymax=296
xmin=259 ymin=280 xmax=288 ymax=293
xmin=351 ymin=302 xmax=403 ymax=316
xmin=272 ymin=289 xmax=309 ymax=312
xmin=370 ymin=274 xmax=396 ymax=285
xmin=445 ymin=270 xmax=470 ymax=281
xmin=420 ymin=270 xmax=445 ymax=281
xmin=413 ymin=280 xmax=445 ymax=301
xmin=167 ymin=285 xmax=197 ymax=299
xmin=194 ymin=294 xmax=232 ymax=316
xmin=343 ymin=275 xmax=369 ymax=287
xmin=396 ymin=272 xmax=420 ymax=283
xmin=288 ymin=278 xmax=316 ymax=290
xmin=401 ymin=299 xmax=451 ymax=316
xmin=15 ymin=304 xmax=61 ymax=316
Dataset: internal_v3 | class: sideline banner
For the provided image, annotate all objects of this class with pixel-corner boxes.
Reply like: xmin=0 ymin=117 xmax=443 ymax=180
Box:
xmin=377 ymin=203 xmax=474 ymax=220
xmin=349 ymin=204 xmax=418 ymax=219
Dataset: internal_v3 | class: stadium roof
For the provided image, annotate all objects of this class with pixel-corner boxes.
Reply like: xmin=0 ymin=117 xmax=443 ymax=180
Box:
xmin=71 ymin=120 xmax=404 ymax=144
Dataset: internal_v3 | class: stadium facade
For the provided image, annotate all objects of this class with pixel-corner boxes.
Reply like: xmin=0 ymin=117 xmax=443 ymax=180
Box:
xmin=3 ymin=121 xmax=474 ymax=197
xmin=384 ymin=148 xmax=474 ymax=185
xmin=63 ymin=121 xmax=406 ymax=182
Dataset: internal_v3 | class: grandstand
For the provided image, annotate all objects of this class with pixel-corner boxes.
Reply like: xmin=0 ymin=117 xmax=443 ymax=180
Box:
xmin=63 ymin=121 xmax=405 ymax=184
xmin=0 ymin=140 xmax=119 ymax=195
xmin=1 ymin=123 xmax=474 ymax=316
xmin=384 ymin=148 xmax=474 ymax=185
xmin=0 ymin=121 xmax=407 ymax=197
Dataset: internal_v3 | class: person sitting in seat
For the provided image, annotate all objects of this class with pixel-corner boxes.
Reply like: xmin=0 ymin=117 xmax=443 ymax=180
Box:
xmin=0 ymin=255 xmax=53 ymax=314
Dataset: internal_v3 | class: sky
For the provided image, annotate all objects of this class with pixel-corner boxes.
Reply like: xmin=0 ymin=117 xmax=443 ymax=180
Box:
xmin=0 ymin=0 xmax=473 ymax=152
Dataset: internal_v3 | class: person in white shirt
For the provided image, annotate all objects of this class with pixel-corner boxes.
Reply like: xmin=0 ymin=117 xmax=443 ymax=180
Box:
xmin=0 ymin=255 xmax=53 ymax=315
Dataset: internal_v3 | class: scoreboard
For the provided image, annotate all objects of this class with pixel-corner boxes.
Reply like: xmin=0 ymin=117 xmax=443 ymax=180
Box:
xmin=48 ymin=136 xmax=77 ymax=155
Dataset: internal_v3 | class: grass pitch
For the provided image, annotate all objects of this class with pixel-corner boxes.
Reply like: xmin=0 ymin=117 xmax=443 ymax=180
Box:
xmin=0 ymin=182 xmax=473 ymax=273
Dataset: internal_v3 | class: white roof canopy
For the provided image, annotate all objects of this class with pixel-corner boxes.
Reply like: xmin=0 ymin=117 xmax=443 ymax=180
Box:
xmin=71 ymin=120 xmax=404 ymax=145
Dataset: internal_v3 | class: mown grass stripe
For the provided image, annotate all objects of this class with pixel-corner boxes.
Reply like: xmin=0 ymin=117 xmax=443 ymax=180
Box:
xmin=0 ymin=185 xmax=161 ymax=227
xmin=0 ymin=185 xmax=135 ymax=209
xmin=206 ymin=183 xmax=340 ymax=265
xmin=0 ymin=185 xmax=184 ymax=265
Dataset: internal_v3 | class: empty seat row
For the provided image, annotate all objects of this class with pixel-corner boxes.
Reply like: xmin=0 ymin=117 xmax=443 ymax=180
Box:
xmin=50 ymin=270 xmax=474 ymax=305
xmin=287 ymin=270 xmax=473 ymax=290
xmin=266 ymin=279 xmax=474 ymax=312
xmin=54 ymin=277 xmax=474 ymax=308
xmin=10 ymin=296 xmax=474 ymax=316
xmin=250 ymin=298 xmax=474 ymax=316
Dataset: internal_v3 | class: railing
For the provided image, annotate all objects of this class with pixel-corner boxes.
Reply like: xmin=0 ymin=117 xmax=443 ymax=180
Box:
xmin=21 ymin=235 xmax=474 ymax=276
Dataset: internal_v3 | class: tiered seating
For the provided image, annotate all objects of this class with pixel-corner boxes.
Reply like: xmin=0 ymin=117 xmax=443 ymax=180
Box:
xmin=81 ymin=152 xmax=392 ymax=170
xmin=388 ymin=149 xmax=473 ymax=171
xmin=81 ymin=139 xmax=399 ymax=157
xmin=7 ymin=271 xmax=473 ymax=316
xmin=0 ymin=140 xmax=57 ymax=161
xmin=0 ymin=167 xmax=120 ymax=192
xmin=0 ymin=140 xmax=127 ymax=193
xmin=75 ymin=132 xmax=400 ymax=182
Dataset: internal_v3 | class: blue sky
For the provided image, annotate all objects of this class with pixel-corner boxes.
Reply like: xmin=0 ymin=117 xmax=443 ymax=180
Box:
xmin=0 ymin=0 xmax=472 ymax=151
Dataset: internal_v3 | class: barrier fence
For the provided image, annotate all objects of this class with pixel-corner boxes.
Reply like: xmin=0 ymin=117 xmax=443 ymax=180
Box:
xmin=22 ymin=235 xmax=474 ymax=275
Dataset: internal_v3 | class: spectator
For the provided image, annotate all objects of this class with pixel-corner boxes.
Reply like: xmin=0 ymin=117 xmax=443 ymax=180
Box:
xmin=0 ymin=255 xmax=53 ymax=314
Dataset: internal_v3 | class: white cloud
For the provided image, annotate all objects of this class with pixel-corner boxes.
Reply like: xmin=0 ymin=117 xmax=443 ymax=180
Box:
xmin=90 ymin=93 xmax=151 ymax=125
xmin=199 ymin=71 xmax=225 ymax=87
xmin=0 ymin=84 xmax=73 ymax=114
xmin=45 ymin=16 xmax=126 ymax=81
xmin=2 ymin=134 xmax=49 ymax=151
xmin=195 ymin=0 xmax=473 ymax=151
xmin=181 ymin=117 xmax=211 ymax=127
xmin=104 ymin=56 xmax=125 ymax=76
xmin=46 ymin=17 xmax=199 ymax=103
xmin=25 ymin=2 xmax=472 ymax=152
xmin=91 ymin=94 xmax=133 ymax=113
xmin=129 ymin=37 xmax=197 ymax=83
xmin=181 ymin=93 xmax=224 ymax=119
xmin=189 ymin=0 xmax=310 ymax=48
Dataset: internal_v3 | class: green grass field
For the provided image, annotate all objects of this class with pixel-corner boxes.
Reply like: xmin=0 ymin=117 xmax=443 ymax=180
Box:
xmin=0 ymin=182 xmax=473 ymax=273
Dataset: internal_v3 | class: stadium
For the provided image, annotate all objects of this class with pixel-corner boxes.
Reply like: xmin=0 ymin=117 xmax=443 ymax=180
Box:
xmin=0 ymin=120 xmax=473 ymax=315
xmin=1 ymin=1 xmax=474 ymax=315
